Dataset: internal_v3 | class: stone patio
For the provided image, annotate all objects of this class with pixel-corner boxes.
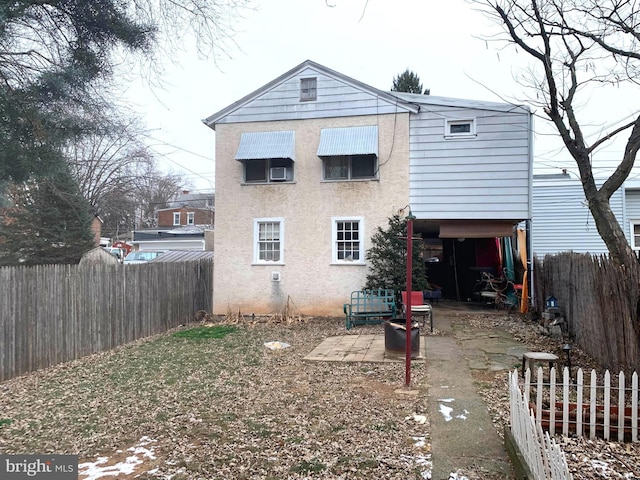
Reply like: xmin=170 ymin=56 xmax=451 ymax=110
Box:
xmin=303 ymin=334 xmax=425 ymax=363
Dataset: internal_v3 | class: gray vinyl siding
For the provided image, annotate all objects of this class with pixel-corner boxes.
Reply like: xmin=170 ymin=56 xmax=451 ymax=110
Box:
xmin=531 ymin=178 xmax=624 ymax=256
xmin=409 ymin=107 xmax=531 ymax=220
xmin=215 ymin=67 xmax=408 ymax=124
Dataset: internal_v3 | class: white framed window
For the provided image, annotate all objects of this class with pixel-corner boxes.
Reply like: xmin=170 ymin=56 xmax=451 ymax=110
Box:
xmin=173 ymin=212 xmax=181 ymax=225
xmin=254 ymin=218 xmax=284 ymax=264
xmin=332 ymin=217 xmax=365 ymax=264
xmin=323 ymin=155 xmax=377 ymax=181
xmin=187 ymin=212 xmax=195 ymax=225
xmin=300 ymin=77 xmax=317 ymax=101
xmin=445 ymin=118 xmax=476 ymax=138
xmin=631 ymin=221 xmax=640 ymax=250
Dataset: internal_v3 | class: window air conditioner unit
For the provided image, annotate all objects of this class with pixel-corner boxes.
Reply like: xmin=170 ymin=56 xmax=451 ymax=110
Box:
xmin=270 ymin=167 xmax=287 ymax=181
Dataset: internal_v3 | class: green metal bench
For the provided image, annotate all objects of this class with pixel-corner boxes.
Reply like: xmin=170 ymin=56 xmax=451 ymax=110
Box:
xmin=344 ymin=289 xmax=396 ymax=330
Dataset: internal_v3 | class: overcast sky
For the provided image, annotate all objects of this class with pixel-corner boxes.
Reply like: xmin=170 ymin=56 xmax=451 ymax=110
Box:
xmin=120 ymin=0 xmax=639 ymax=191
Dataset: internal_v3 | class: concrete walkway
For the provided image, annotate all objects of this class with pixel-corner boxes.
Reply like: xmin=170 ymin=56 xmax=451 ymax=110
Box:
xmin=425 ymin=307 xmax=527 ymax=479
xmin=305 ymin=304 xmax=532 ymax=479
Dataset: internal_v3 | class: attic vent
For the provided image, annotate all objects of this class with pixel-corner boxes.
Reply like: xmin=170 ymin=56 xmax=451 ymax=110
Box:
xmin=271 ymin=271 xmax=281 ymax=282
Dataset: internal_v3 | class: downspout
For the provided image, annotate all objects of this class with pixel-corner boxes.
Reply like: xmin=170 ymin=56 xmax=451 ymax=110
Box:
xmin=528 ymin=110 xmax=534 ymax=306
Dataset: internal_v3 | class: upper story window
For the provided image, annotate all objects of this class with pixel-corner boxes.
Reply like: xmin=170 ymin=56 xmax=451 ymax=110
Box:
xmin=235 ymin=131 xmax=295 ymax=184
xmin=245 ymin=158 xmax=293 ymax=183
xmin=631 ymin=222 xmax=640 ymax=250
xmin=173 ymin=212 xmax=181 ymax=225
xmin=187 ymin=212 xmax=195 ymax=225
xmin=323 ymin=154 xmax=377 ymax=180
xmin=318 ymin=126 xmax=378 ymax=182
xmin=254 ymin=218 xmax=284 ymax=264
xmin=445 ymin=119 xmax=476 ymax=138
xmin=300 ymin=77 xmax=317 ymax=101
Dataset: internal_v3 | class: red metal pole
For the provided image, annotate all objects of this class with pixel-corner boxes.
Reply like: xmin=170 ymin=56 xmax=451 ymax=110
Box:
xmin=405 ymin=214 xmax=413 ymax=388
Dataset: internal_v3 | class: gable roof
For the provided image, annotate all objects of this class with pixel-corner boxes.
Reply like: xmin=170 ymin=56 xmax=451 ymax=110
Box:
xmin=202 ymin=60 xmax=420 ymax=129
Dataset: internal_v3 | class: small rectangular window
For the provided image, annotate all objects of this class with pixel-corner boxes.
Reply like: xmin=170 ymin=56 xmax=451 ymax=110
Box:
xmin=332 ymin=217 xmax=364 ymax=264
xmin=173 ymin=212 xmax=180 ymax=225
xmin=187 ymin=212 xmax=195 ymax=225
xmin=254 ymin=218 xmax=284 ymax=263
xmin=300 ymin=77 xmax=317 ymax=101
xmin=450 ymin=123 xmax=471 ymax=134
xmin=445 ymin=119 xmax=476 ymax=138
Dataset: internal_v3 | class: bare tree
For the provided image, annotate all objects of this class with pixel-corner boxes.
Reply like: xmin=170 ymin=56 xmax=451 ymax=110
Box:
xmin=475 ymin=0 xmax=640 ymax=267
xmin=131 ymin=162 xmax=187 ymax=229
xmin=66 ymin=120 xmax=155 ymax=213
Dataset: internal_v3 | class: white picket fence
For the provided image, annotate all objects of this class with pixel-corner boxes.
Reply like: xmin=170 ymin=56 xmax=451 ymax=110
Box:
xmin=509 ymin=370 xmax=573 ymax=480
xmin=523 ymin=367 xmax=640 ymax=442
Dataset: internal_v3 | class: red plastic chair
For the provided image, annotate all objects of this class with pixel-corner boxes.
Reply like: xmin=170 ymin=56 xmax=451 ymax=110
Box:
xmin=401 ymin=291 xmax=433 ymax=332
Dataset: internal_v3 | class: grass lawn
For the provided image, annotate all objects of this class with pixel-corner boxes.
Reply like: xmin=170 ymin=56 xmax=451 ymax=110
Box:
xmin=0 ymin=318 xmax=431 ymax=479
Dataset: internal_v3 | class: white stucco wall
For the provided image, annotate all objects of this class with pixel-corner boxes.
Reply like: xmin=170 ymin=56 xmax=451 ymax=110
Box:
xmin=213 ymin=113 xmax=410 ymax=316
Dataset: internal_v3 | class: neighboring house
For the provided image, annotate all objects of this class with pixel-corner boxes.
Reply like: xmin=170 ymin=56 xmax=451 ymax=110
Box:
xmin=203 ymin=60 xmax=533 ymax=316
xmin=132 ymin=227 xmax=209 ymax=251
xmin=131 ymin=190 xmax=214 ymax=251
xmin=156 ymin=207 xmax=213 ymax=228
xmin=167 ymin=189 xmax=215 ymax=209
xmin=531 ymin=172 xmax=636 ymax=257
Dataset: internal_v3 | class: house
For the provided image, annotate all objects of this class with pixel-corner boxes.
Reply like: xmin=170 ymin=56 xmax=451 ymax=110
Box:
xmin=131 ymin=190 xmax=214 ymax=251
xmin=531 ymin=172 xmax=638 ymax=257
xmin=203 ymin=60 xmax=533 ymax=316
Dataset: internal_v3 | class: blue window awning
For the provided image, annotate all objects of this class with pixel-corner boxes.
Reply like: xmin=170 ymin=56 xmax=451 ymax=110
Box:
xmin=235 ymin=131 xmax=295 ymax=161
xmin=317 ymin=125 xmax=378 ymax=157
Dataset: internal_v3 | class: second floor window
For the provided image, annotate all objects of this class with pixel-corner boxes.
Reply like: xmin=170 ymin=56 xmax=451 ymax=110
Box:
xmin=173 ymin=212 xmax=180 ymax=225
xmin=323 ymin=154 xmax=377 ymax=180
xmin=235 ymin=131 xmax=295 ymax=184
xmin=245 ymin=158 xmax=293 ymax=183
xmin=187 ymin=212 xmax=195 ymax=225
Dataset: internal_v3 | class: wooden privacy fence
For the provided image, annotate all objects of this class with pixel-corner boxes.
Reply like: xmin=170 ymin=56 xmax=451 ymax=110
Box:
xmin=534 ymin=253 xmax=640 ymax=371
xmin=509 ymin=370 xmax=573 ymax=480
xmin=523 ymin=367 xmax=640 ymax=442
xmin=0 ymin=260 xmax=212 ymax=382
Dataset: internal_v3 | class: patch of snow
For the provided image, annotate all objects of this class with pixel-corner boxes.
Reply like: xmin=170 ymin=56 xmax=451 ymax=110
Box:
xmin=455 ymin=409 xmax=470 ymax=420
xmin=437 ymin=398 xmax=455 ymax=403
xmin=439 ymin=404 xmax=454 ymax=421
xmin=78 ymin=437 xmax=157 ymax=480
xmin=449 ymin=471 xmax=469 ymax=480
xmin=405 ymin=413 xmax=427 ymax=424
xmin=412 ymin=436 xmax=426 ymax=448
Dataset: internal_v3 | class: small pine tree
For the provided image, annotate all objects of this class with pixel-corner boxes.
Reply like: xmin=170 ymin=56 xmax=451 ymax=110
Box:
xmin=391 ymin=69 xmax=430 ymax=95
xmin=0 ymin=168 xmax=96 ymax=265
xmin=364 ymin=214 xmax=429 ymax=294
